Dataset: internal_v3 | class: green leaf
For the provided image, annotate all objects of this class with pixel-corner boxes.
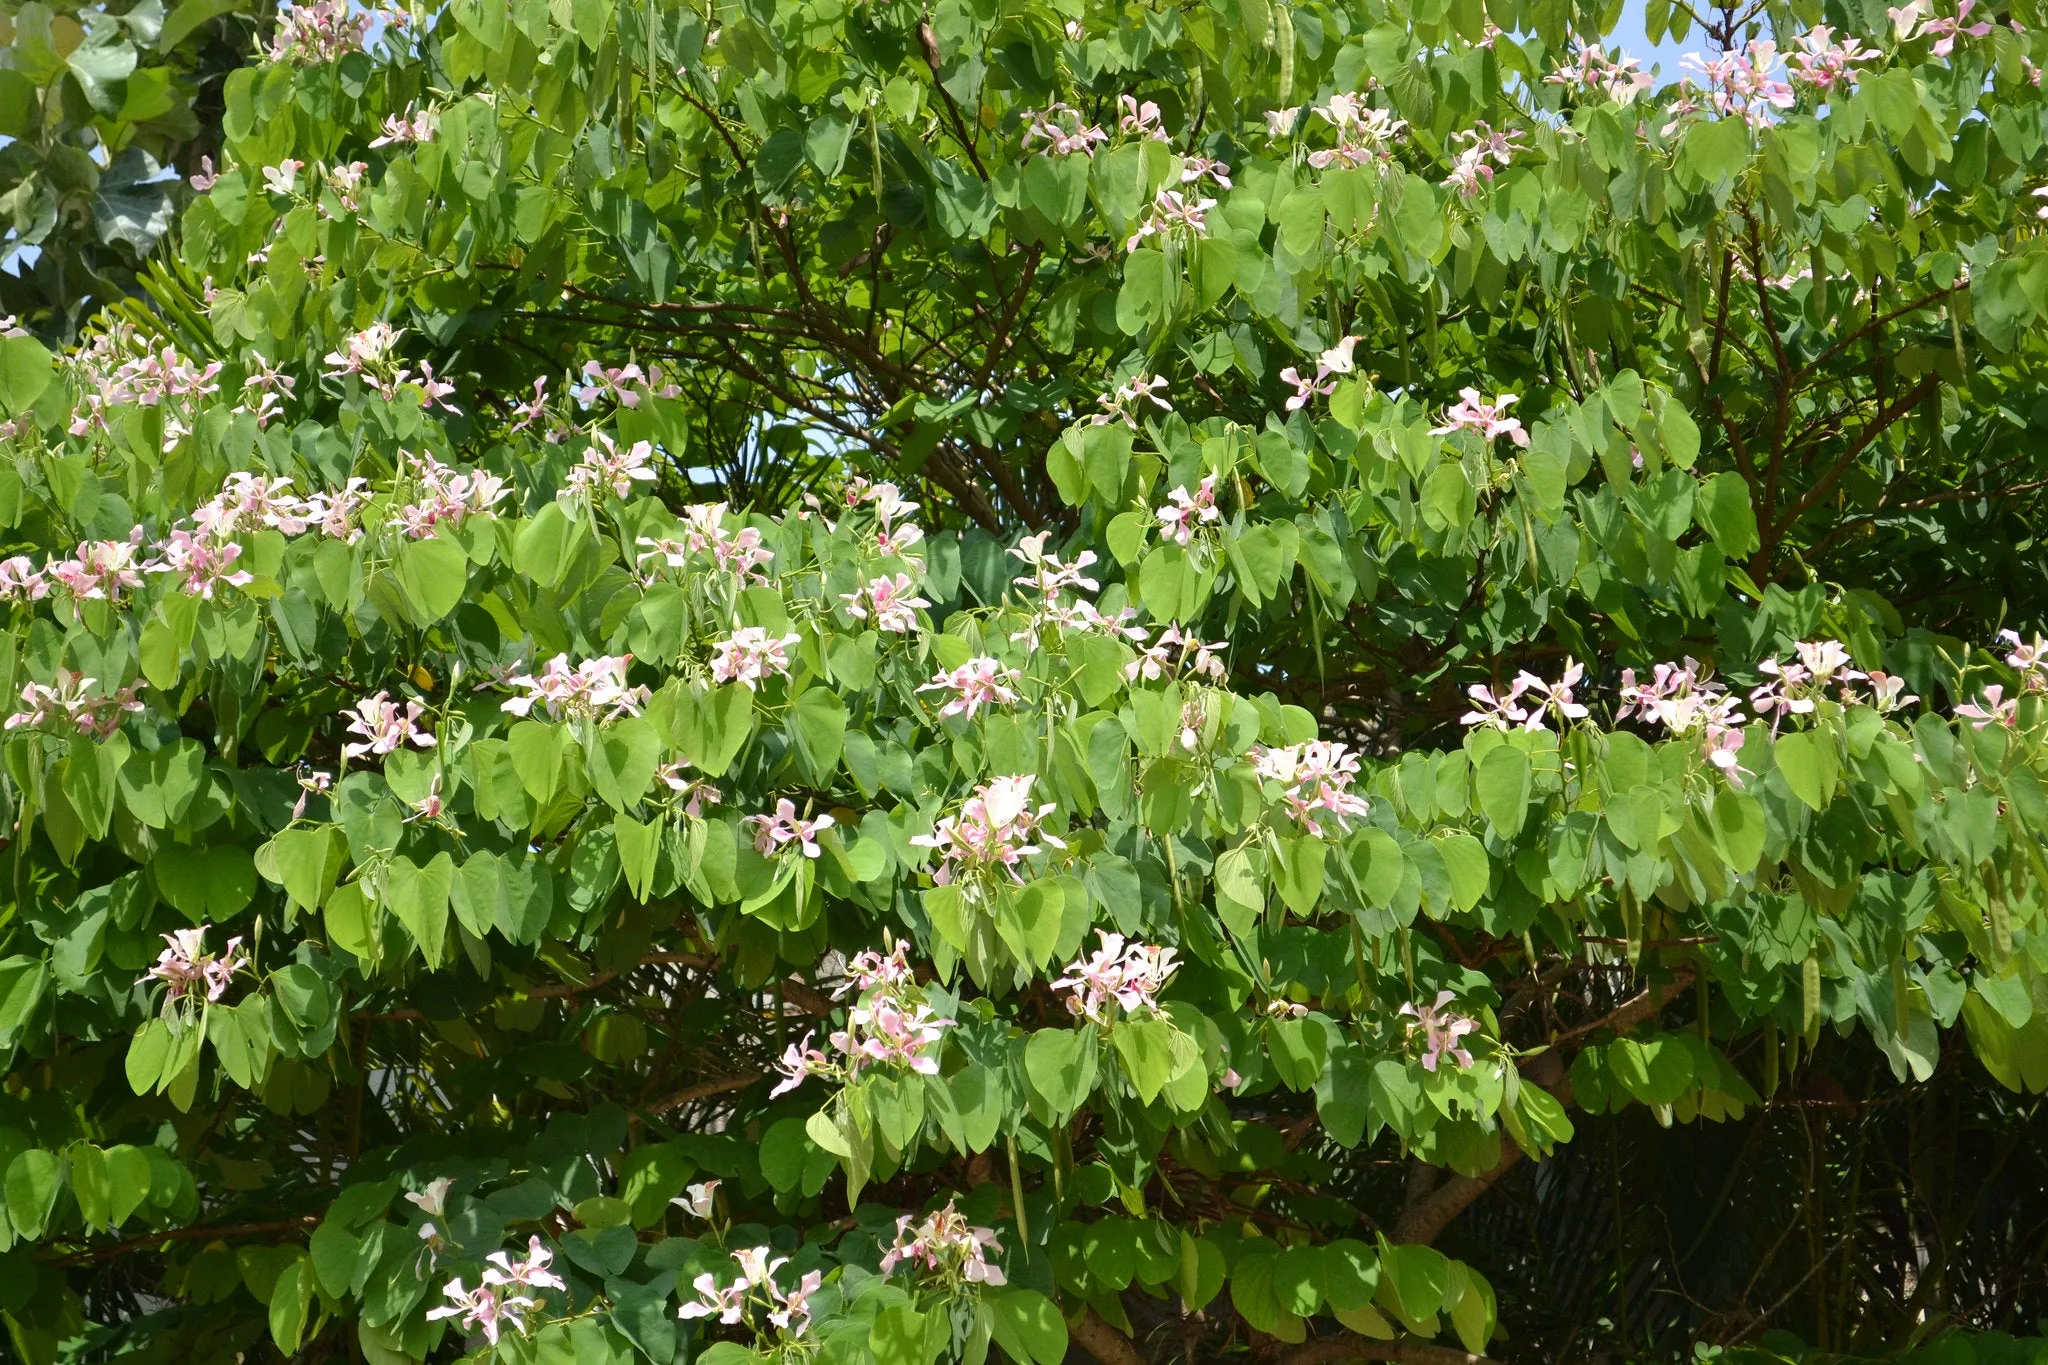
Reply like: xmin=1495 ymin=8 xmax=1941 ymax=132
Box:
xmin=1112 ymin=1016 xmax=1176 ymax=1105
xmin=1024 ymin=1027 xmax=1097 ymax=1120
xmin=6 ymin=1148 xmax=61 ymax=1240
xmin=1773 ymin=728 xmax=1838 ymax=812
xmin=383 ymin=852 xmax=455 ymax=967
xmin=788 ymin=687 xmax=847 ymax=781
xmin=154 ymin=845 xmax=257 ymax=923
xmin=1476 ymin=745 xmax=1531 ymax=838
xmin=268 ymin=827 xmax=345 ymax=911
xmin=0 ymin=335 xmax=54 ymax=416
xmin=590 ymin=716 xmax=662 ymax=811
xmin=392 ymin=535 xmax=468 ymax=625
xmin=1679 ymin=116 xmax=1751 ymax=184
xmin=989 ymin=1288 xmax=1067 ymax=1365
xmin=1696 ymin=472 xmax=1760 ymax=557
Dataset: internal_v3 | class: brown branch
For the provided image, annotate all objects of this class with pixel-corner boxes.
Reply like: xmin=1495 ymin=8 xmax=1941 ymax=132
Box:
xmin=1070 ymin=1309 xmax=1148 ymax=1365
xmin=1281 ymin=1334 xmax=1504 ymax=1365
xmin=917 ymin=22 xmax=989 ymax=181
xmin=1392 ymin=963 xmax=1699 ymax=1246
xmin=43 ymin=1217 xmax=318 ymax=1266
xmin=645 ymin=1072 xmax=763 ymax=1115
xmin=1758 ymin=373 xmax=1938 ymax=573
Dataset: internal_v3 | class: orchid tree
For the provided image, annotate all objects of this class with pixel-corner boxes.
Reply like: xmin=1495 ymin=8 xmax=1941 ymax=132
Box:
xmin=1 ymin=0 xmax=2048 ymax=1358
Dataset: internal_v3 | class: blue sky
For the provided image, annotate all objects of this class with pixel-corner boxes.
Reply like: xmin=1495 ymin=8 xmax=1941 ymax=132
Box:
xmin=1604 ymin=0 xmax=1698 ymax=82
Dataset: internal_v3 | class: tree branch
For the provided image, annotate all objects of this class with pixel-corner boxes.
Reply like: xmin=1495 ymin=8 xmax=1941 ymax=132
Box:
xmin=1281 ymin=1334 xmax=1504 ymax=1365
xmin=1070 ymin=1309 xmax=1148 ymax=1365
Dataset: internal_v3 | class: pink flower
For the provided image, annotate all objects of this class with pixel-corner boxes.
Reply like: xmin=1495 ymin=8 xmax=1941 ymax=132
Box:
xmin=1264 ymin=106 xmax=1302 ymax=138
xmin=1398 ymin=991 xmax=1479 ymax=1072
xmin=565 ymin=431 xmax=658 ymax=500
xmin=910 ymin=774 xmax=1063 ymax=886
xmin=500 ymin=654 xmax=649 ymax=721
xmin=483 ymin=1237 xmax=567 ymax=1293
xmin=746 ymin=798 xmax=835 ymax=858
xmin=5 ymin=671 xmax=144 ymax=738
xmin=1460 ymin=678 xmax=1532 ymax=731
xmin=834 ymin=942 xmax=917 ymax=999
xmin=370 ymin=103 xmax=438 ymax=146
xmin=1999 ymin=629 xmax=2048 ymax=691
xmin=657 ymin=762 xmax=722 ymax=817
xmin=1249 ymin=740 xmax=1372 ymax=836
xmin=1091 ymin=372 xmax=1173 ymax=428
xmin=709 ymin=627 xmax=801 ymax=689
xmin=919 ymin=656 xmax=1021 ymax=719
xmin=140 ymin=926 xmax=246 ymax=1004
xmin=1545 ymin=44 xmax=1655 ymax=101
xmin=149 ymin=530 xmax=255 ymax=599
xmin=426 ymin=1277 xmax=536 ymax=1347
xmin=0 ymin=555 xmax=47 ymax=602
xmin=676 ymin=1270 xmax=749 ymax=1324
xmin=880 ymin=1204 xmax=1005 ymax=1286
xmin=1513 ymin=657 xmax=1590 ymax=726
xmin=1020 ymin=103 xmax=1109 ymax=157
xmin=842 ymin=573 xmax=930 ymax=633
xmin=47 ymin=529 xmax=155 ymax=603
xmin=1008 ymin=534 xmax=1100 ymax=602
xmin=1956 ymin=685 xmax=2018 ymax=729
xmin=1154 ymin=476 xmax=1220 ymax=546
xmin=1786 ymin=25 xmax=1876 ymax=91
xmin=1617 ymin=657 xmax=1747 ymax=735
xmin=392 ymin=450 xmax=508 ymax=537
xmin=1118 ymin=95 xmax=1170 ymax=140
xmin=1124 ymin=625 xmax=1226 ymax=683
xmin=1053 ymin=931 xmax=1180 ymax=1024
xmin=261 ymin=159 xmax=305 ymax=196
xmin=1125 ymin=189 xmax=1215 ymax=251
xmin=188 ymin=155 xmax=219 ymax=192
xmin=339 ymin=691 xmax=435 ymax=759
xmin=671 ymin=1179 xmax=721 ymax=1219
xmin=1431 ymin=387 xmax=1528 ymax=447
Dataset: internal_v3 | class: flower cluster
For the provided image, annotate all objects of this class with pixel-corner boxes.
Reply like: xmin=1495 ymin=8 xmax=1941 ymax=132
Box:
xmin=1889 ymin=0 xmax=1992 ymax=54
xmin=564 ymin=432 xmax=658 ymax=501
xmin=1617 ymin=657 xmax=1751 ymax=778
xmin=1009 ymin=532 xmax=1100 ymax=602
xmin=1052 ymin=931 xmax=1179 ymax=1024
xmin=1126 ymin=188 xmax=1216 ymax=252
xmin=392 ymin=449 xmax=508 ymax=537
xmin=880 ymin=1203 xmax=1007 ymax=1287
xmin=841 ymin=573 xmax=929 ymax=633
xmin=340 ymin=691 xmax=435 ymax=759
xmin=920 ymin=656 xmax=1021 ymax=719
xmin=569 ymin=358 xmax=681 ymax=408
xmin=1306 ymin=93 xmax=1408 ymax=169
xmin=910 ymin=774 xmax=1064 ymax=887
xmin=1443 ymin=123 xmax=1524 ymax=198
xmin=770 ymin=957 xmax=954 ymax=1097
xmin=140 ymin=927 xmax=246 ymax=1006
xmin=323 ymin=323 xmax=459 ymax=411
xmin=637 ymin=503 xmax=776 ymax=584
xmin=1461 ymin=659 xmax=1591 ymax=731
xmin=1126 ymin=625 xmax=1226 ymax=684
xmin=656 ymin=760 xmax=723 ymax=817
xmin=1432 ymin=388 xmax=1527 ymax=446
xmin=1250 ymin=740 xmax=1373 ymax=837
xmin=371 ymin=102 xmax=439 ymax=146
xmin=427 ymin=1241 xmax=564 ymax=1347
xmin=746 ymin=798 xmax=836 ymax=858
xmin=677 ymin=1247 xmax=823 ymax=1338
xmin=499 ymin=654 xmax=649 ymax=722
xmin=1544 ymin=44 xmax=1655 ymax=101
xmin=66 ymin=326 xmax=222 ymax=442
xmin=1155 ymin=476 xmax=1221 ymax=547
xmin=833 ymin=941 xmax=918 ymax=999
xmin=1785 ymin=25 xmax=1877 ymax=91
xmin=1399 ymin=991 xmax=1479 ymax=1072
xmin=1669 ymin=41 xmax=1795 ymax=130
xmin=5 ymin=671 xmax=144 ymax=738
xmin=1282 ymin=336 xmax=1361 ymax=412
xmin=1091 ymin=372 xmax=1172 ymax=428
xmin=710 ymin=627 xmax=801 ymax=689
xmin=268 ymin=0 xmax=405 ymax=63
xmin=1020 ymin=103 xmax=1108 ymax=157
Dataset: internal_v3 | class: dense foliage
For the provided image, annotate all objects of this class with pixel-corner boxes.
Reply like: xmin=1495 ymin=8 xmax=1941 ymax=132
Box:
xmin=1 ymin=0 xmax=2047 ymax=1358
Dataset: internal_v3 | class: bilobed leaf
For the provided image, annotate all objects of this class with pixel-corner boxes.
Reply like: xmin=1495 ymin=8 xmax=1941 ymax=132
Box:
xmin=392 ymin=535 xmax=468 ymax=625
xmin=382 ymin=852 xmax=455 ymax=967
xmin=1774 ymin=728 xmax=1838 ymax=812
xmin=989 ymin=1288 xmax=1067 ymax=1365
xmin=1476 ymin=745 xmax=1532 ymax=838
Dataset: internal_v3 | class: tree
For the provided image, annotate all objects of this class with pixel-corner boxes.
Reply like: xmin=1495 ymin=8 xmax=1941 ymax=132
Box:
xmin=0 ymin=0 xmax=2046 ymax=1359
